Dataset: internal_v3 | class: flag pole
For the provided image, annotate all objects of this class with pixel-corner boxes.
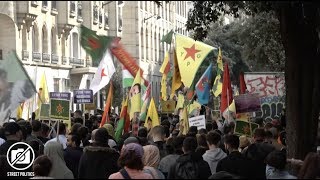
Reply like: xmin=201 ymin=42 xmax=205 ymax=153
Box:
xmin=227 ymin=87 xmax=230 ymax=124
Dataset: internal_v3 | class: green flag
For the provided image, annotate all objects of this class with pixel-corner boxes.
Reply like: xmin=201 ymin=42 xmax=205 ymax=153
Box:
xmin=80 ymin=25 xmax=115 ymax=66
xmin=161 ymin=29 xmax=174 ymax=44
xmin=50 ymin=99 xmax=70 ymax=120
xmin=234 ymin=120 xmax=259 ymax=137
xmin=115 ymin=98 xmax=128 ymax=142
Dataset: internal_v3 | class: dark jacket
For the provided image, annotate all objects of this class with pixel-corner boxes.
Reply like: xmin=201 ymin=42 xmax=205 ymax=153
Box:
xmin=78 ymin=145 xmax=120 ymax=179
xmin=216 ymin=151 xmax=264 ymax=179
xmin=168 ymin=152 xmax=211 ymax=179
xmin=0 ymin=140 xmax=19 ymax=155
xmin=64 ymin=147 xmax=83 ymax=178
xmin=151 ymin=141 xmax=167 ymax=159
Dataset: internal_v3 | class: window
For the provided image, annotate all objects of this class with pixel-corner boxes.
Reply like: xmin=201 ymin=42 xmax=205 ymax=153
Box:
xmin=51 ymin=1 xmax=57 ymax=10
xmin=54 ymin=78 xmax=60 ymax=92
xmin=70 ymin=1 xmax=75 ymax=12
xmin=78 ymin=2 xmax=82 ymax=18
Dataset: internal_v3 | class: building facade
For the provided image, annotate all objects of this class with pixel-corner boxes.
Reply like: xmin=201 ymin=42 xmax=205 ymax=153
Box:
xmin=0 ymin=1 xmax=124 ymax=111
xmin=121 ymin=1 xmax=189 ymax=104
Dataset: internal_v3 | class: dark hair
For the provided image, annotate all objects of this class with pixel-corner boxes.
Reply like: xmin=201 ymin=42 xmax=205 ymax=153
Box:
xmin=55 ymin=122 xmax=66 ymax=135
xmin=224 ymin=134 xmax=240 ymax=150
xmin=165 ymin=137 xmax=175 ymax=155
xmin=172 ymin=136 xmax=185 ymax=155
xmin=197 ymin=134 xmax=208 ymax=148
xmin=213 ymin=129 xmax=222 ymax=136
xmin=41 ymin=123 xmax=50 ymax=134
xmin=133 ymin=83 xmax=141 ymax=93
xmin=138 ymin=127 xmax=148 ymax=138
xmin=188 ymin=126 xmax=198 ymax=134
xmin=161 ymin=120 xmax=171 ymax=128
xmin=31 ymin=120 xmax=42 ymax=132
xmin=94 ymin=128 xmax=109 ymax=146
xmin=163 ymin=125 xmax=170 ymax=138
xmin=298 ymin=152 xmax=320 ymax=179
xmin=206 ymin=123 xmax=213 ymax=132
xmin=266 ymin=150 xmax=287 ymax=170
xmin=70 ymin=134 xmax=81 ymax=147
xmin=279 ymin=131 xmax=286 ymax=146
xmin=206 ymin=131 xmax=221 ymax=146
xmin=77 ymin=126 xmax=89 ymax=139
xmin=264 ymin=122 xmax=273 ymax=130
xmin=212 ymin=121 xmax=218 ymax=131
xmin=183 ymin=137 xmax=197 ymax=153
xmin=118 ymin=149 xmax=144 ymax=170
xmin=265 ymin=131 xmax=273 ymax=139
xmin=74 ymin=117 xmax=84 ymax=125
xmin=253 ymin=128 xmax=266 ymax=141
xmin=71 ymin=123 xmax=82 ymax=135
xmin=33 ymin=155 xmax=52 ymax=176
xmin=74 ymin=110 xmax=83 ymax=116
xmin=198 ymin=128 xmax=208 ymax=135
xmin=17 ymin=120 xmax=32 ymax=135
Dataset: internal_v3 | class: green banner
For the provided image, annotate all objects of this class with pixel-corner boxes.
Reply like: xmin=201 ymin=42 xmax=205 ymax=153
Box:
xmin=50 ymin=99 xmax=70 ymax=120
xmin=40 ymin=104 xmax=50 ymax=119
xmin=234 ymin=120 xmax=259 ymax=137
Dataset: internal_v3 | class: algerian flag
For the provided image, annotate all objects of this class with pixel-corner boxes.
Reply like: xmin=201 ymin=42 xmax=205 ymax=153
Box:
xmin=122 ymin=66 xmax=134 ymax=89
xmin=89 ymin=49 xmax=115 ymax=95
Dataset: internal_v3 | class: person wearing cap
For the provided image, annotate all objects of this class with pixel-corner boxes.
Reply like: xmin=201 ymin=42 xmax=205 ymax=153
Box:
xmin=109 ymin=143 xmax=153 ymax=179
xmin=78 ymin=128 xmax=120 ymax=179
xmin=0 ymin=122 xmax=23 ymax=155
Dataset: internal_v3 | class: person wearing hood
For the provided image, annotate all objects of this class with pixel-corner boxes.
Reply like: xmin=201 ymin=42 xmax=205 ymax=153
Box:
xmin=142 ymin=145 xmax=165 ymax=179
xmin=168 ymin=137 xmax=211 ymax=179
xmin=203 ymin=131 xmax=227 ymax=174
xmin=78 ymin=128 xmax=120 ymax=179
xmin=44 ymin=141 xmax=74 ymax=179
xmin=64 ymin=134 xmax=83 ymax=178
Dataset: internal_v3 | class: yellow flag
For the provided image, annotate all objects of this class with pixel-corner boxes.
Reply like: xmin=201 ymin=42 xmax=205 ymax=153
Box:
xmin=175 ymin=94 xmax=185 ymax=111
xmin=16 ymin=103 xmax=23 ymax=119
xmin=217 ymin=47 xmax=223 ymax=72
xmin=36 ymin=72 xmax=49 ymax=119
xmin=180 ymin=107 xmax=189 ymax=135
xmin=145 ymin=98 xmax=160 ymax=129
xmin=129 ymin=69 xmax=142 ymax=120
xmin=212 ymin=74 xmax=223 ymax=97
xmin=188 ymin=101 xmax=201 ymax=116
xmin=171 ymin=50 xmax=182 ymax=99
xmin=175 ymin=34 xmax=214 ymax=87
xmin=161 ymin=74 xmax=167 ymax=101
xmin=160 ymin=51 xmax=170 ymax=74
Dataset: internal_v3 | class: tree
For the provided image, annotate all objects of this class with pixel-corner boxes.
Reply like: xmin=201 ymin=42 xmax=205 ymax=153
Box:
xmin=187 ymin=1 xmax=320 ymax=162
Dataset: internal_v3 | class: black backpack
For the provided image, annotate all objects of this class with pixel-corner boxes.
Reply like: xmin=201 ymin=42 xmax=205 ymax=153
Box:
xmin=175 ymin=160 xmax=199 ymax=179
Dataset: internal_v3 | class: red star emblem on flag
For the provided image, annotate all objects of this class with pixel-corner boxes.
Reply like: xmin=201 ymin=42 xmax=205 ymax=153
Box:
xmin=184 ymin=44 xmax=201 ymax=61
xmin=88 ymin=37 xmax=100 ymax=50
xmin=197 ymin=77 xmax=208 ymax=92
xmin=101 ymin=68 xmax=107 ymax=78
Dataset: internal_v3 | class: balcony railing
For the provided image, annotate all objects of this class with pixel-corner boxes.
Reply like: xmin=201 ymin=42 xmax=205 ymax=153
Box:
xmin=32 ymin=52 xmax=41 ymax=62
xmin=86 ymin=58 xmax=92 ymax=67
xmin=22 ymin=50 xmax=29 ymax=60
xmin=51 ymin=54 xmax=59 ymax=64
xmin=70 ymin=1 xmax=76 ymax=17
xmin=62 ymin=56 xmax=68 ymax=65
xmin=42 ymin=53 xmax=50 ymax=62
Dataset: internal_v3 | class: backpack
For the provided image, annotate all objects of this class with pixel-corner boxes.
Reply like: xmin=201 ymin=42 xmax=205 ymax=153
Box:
xmin=175 ymin=160 xmax=199 ymax=179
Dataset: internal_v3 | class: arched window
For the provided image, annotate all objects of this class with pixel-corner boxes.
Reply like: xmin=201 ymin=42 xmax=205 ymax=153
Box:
xmin=72 ymin=32 xmax=79 ymax=60
xmin=51 ymin=27 xmax=57 ymax=54
xmin=32 ymin=25 xmax=39 ymax=52
xmin=42 ymin=25 xmax=48 ymax=53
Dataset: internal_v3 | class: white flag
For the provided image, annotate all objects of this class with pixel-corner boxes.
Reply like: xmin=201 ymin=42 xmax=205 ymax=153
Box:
xmin=79 ymin=74 xmax=89 ymax=89
xmin=89 ymin=49 xmax=115 ymax=95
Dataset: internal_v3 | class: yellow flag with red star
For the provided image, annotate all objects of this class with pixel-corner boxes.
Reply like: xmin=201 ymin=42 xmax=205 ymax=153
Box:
xmin=175 ymin=34 xmax=215 ymax=87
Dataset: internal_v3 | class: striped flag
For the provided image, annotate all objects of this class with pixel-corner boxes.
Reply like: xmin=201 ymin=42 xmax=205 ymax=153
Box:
xmin=122 ymin=66 xmax=134 ymax=89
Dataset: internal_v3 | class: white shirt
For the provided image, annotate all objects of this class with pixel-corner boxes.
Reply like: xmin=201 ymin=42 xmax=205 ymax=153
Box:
xmin=0 ymin=138 xmax=5 ymax=146
xmin=45 ymin=135 xmax=68 ymax=149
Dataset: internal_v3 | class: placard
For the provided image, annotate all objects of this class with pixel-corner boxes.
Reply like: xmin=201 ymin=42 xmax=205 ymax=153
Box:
xmin=161 ymin=100 xmax=176 ymax=113
xmin=50 ymin=92 xmax=71 ymax=100
xmin=40 ymin=104 xmax=50 ymax=119
xmin=234 ymin=94 xmax=261 ymax=114
xmin=73 ymin=89 xmax=93 ymax=104
xmin=188 ymin=115 xmax=206 ymax=130
xmin=50 ymin=99 xmax=70 ymax=120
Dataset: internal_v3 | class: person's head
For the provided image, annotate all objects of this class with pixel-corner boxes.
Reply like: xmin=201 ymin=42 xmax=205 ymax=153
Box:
xmin=138 ymin=127 xmax=148 ymax=138
xmin=54 ymin=122 xmax=66 ymax=135
xmin=171 ymin=129 xmax=179 ymax=138
xmin=239 ymin=135 xmax=251 ymax=150
xmin=67 ymin=134 xmax=81 ymax=148
xmin=142 ymin=145 xmax=161 ymax=168
xmin=298 ymin=152 xmax=320 ymax=179
xmin=4 ymin=122 xmax=22 ymax=141
xmin=17 ymin=120 xmax=32 ymax=136
xmin=206 ymin=131 xmax=221 ymax=148
xmin=146 ymin=117 xmax=152 ymax=130
xmin=224 ymin=134 xmax=240 ymax=152
xmin=73 ymin=117 xmax=84 ymax=125
xmin=182 ymin=137 xmax=197 ymax=154
xmin=74 ymin=110 xmax=83 ymax=119
xmin=70 ymin=123 xmax=82 ymax=135
xmin=44 ymin=141 xmax=64 ymax=162
xmin=151 ymin=125 xmax=165 ymax=142
xmin=197 ymin=134 xmax=208 ymax=149
xmin=172 ymin=136 xmax=185 ymax=155
xmin=103 ymin=123 xmax=115 ymax=138
xmin=278 ymin=131 xmax=286 ymax=146
xmin=89 ymin=128 xmax=98 ymax=143
xmin=132 ymin=83 xmax=141 ymax=95
xmin=269 ymin=127 xmax=279 ymax=140
xmin=33 ymin=155 xmax=52 ymax=177
xmin=264 ymin=131 xmax=273 ymax=144
xmin=31 ymin=120 xmax=42 ymax=133
xmin=265 ymin=150 xmax=287 ymax=170
xmin=93 ymin=128 xmax=109 ymax=147
xmin=41 ymin=123 xmax=50 ymax=138
xmin=206 ymin=122 xmax=213 ymax=132
xmin=118 ymin=143 xmax=144 ymax=170
xmin=188 ymin=126 xmax=198 ymax=134
xmin=77 ymin=126 xmax=89 ymax=139
xmin=253 ymin=128 xmax=266 ymax=143
xmin=198 ymin=128 xmax=208 ymax=135
xmin=212 ymin=121 xmax=218 ymax=131
xmin=124 ymin=136 xmax=139 ymax=146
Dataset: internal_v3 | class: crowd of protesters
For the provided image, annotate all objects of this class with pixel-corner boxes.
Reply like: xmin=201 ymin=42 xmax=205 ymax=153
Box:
xmin=0 ymin=109 xmax=319 ymax=179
